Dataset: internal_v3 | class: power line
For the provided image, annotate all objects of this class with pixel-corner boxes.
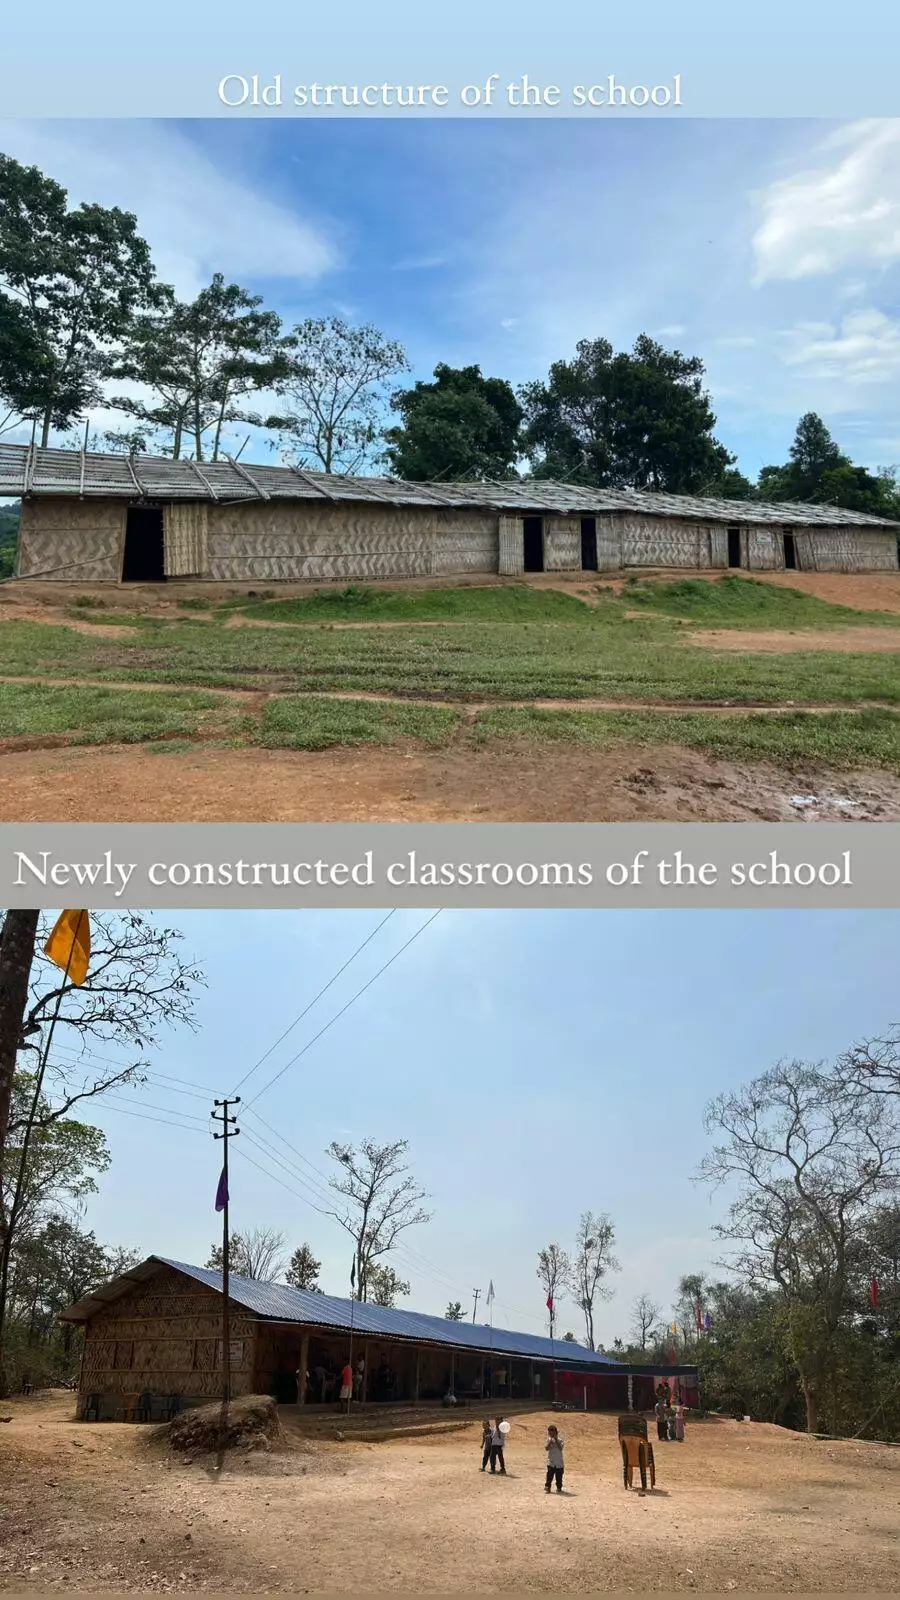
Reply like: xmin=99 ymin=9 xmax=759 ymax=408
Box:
xmin=244 ymin=910 xmax=443 ymax=1109
xmin=231 ymin=910 xmax=398 ymax=1096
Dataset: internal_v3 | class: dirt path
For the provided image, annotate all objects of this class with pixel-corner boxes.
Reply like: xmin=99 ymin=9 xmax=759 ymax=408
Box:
xmin=690 ymin=626 xmax=900 ymax=653
xmin=1 ymin=672 xmax=894 ymax=717
xmin=1 ymin=1395 xmax=898 ymax=1593
xmin=2 ymin=740 xmax=898 ymax=821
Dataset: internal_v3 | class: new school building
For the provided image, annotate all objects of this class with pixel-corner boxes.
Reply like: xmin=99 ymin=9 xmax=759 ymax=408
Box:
xmin=3 ymin=443 xmax=898 ymax=584
xmin=60 ymin=1257 xmax=699 ymax=1422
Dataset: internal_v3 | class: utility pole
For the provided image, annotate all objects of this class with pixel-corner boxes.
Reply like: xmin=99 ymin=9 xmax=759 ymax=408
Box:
xmin=212 ymin=1097 xmax=240 ymax=1410
xmin=471 ymin=1288 xmax=480 ymax=1324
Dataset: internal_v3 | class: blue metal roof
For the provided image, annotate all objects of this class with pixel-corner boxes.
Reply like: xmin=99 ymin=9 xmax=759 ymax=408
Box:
xmin=160 ymin=1258 xmax=621 ymax=1368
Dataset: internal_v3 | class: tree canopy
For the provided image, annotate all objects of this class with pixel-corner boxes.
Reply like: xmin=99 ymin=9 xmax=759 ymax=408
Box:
xmin=520 ymin=334 xmax=734 ymax=492
xmin=384 ymin=363 xmax=523 ymax=481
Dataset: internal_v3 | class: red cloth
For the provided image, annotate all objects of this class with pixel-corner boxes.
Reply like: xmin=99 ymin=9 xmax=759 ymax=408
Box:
xmin=342 ymin=1364 xmax=353 ymax=1387
xmin=870 ymin=1275 xmax=879 ymax=1311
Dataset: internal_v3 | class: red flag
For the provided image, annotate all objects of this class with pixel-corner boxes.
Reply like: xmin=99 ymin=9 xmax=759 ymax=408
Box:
xmin=870 ymin=1274 xmax=879 ymax=1311
xmin=546 ymin=1293 xmax=554 ymax=1314
xmin=696 ymin=1304 xmax=703 ymax=1330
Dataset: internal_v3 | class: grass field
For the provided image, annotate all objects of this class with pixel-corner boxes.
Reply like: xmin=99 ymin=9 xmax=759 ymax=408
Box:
xmin=2 ymin=574 xmax=899 ymax=817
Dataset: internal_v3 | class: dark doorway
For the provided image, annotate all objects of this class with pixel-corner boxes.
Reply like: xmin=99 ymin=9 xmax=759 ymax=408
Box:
xmin=783 ymin=531 xmax=797 ymax=570
xmin=580 ymin=517 xmax=598 ymax=571
xmin=523 ymin=516 xmax=544 ymax=572
xmin=122 ymin=506 xmax=165 ymax=582
xmin=727 ymin=526 xmax=742 ymax=568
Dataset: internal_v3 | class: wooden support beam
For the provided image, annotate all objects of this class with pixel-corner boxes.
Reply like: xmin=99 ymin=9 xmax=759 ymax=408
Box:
xmin=298 ymin=1332 xmax=309 ymax=1404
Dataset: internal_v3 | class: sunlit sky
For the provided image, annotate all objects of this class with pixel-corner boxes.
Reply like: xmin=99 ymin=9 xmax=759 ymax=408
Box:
xmin=1 ymin=118 xmax=899 ymax=477
xmin=53 ymin=908 xmax=899 ymax=1347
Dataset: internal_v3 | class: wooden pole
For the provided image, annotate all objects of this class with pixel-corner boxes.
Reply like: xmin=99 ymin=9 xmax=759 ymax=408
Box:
xmin=298 ymin=1333 xmax=309 ymax=1405
xmin=212 ymin=1097 xmax=241 ymax=1411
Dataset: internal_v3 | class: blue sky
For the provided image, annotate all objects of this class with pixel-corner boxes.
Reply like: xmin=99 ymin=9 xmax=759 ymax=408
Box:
xmin=1 ymin=117 xmax=899 ymax=478
xmin=52 ymin=908 xmax=900 ymax=1348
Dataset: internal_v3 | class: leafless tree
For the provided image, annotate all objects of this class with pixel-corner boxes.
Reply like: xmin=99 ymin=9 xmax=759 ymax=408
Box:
xmin=326 ymin=1138 xmax=431 ymax=1302
xmin=536 ymin=1243 xmax=571 ymax=1338
xmin=569 ymin=1211 xmax=618 ymax=1349
xmin=837 ymin=1025 xmax=900 ymax=1100
xmin=207 ymin=1228 xmax=287 ymax=1282
xmin=267 ymin=318 xmax=409 ymax=474
xmin=0 ymin=911 xmax=204 ymax=1383
xmin=630 ymin=1292 xmax=662 ymax=1352
xmin=699 ymin=1057 xmax=900 ymax=1433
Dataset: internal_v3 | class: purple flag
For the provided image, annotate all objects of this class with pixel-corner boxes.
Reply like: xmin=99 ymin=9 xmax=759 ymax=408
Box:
xmin=704 ymin=1312 xmax=712 ymax=1330
xmin=215 ymin=1166 xmax=228 ymax=1212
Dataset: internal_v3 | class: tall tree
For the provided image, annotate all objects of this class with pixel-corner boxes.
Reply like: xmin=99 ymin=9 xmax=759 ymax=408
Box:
xmin=368 ymin=1263 xmax=410 ymax=1307
xmin=284 ymin=1242 xmax=322 ymax=1292
xmin=699 ymin=1057 xmax=900 ymax=1433
xmin=109 ymin=274 xmax=290 ymax=461
xmin=520 ymin=334 xmax=733 ymax=492
xmin=536 ymin=1243 xmax=570 ymax=1338
xmin=569 ymin=1210 xmax=618 ymax=1349
xmin=384 ymin=363 xmax=523 ymax=481
xmin=0 ymin=154 xmax=157 ymax=445
xmin=0 ymin=910 xmax=203 ymax=1388
xmin=0 ymin=911 xmax=39 ymax=1161
xmin=267 ymin=317 xmax=408 ymax=474
xmin=326 ymin=1137 xmax=431 ymax=1302
xmin=445 ymin=1300 xmax=465 ymax=1321
xmin=630 ymin=1292 xmax=661 ymax=1352
xmin=206 ymin=1227 xmax=287 ymax=1282
xmin=756 ymin=412 xmax=899 ymax=513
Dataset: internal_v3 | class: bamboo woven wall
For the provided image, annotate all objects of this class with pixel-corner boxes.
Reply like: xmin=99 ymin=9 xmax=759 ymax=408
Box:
xmin=77 ymin=1265 xmax=255 ymax=1415
xmin=18 ymin=497 xmax=125 ymax=581
xmin=208 ymin=501 xmax=499 ymax=582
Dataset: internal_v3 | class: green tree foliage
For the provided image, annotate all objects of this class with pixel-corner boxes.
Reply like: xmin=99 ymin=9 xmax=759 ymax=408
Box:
xmin=699 ymin=1055 xmax=900 ymax=1434
xmin=444 ymin=1300 xmax=465 ymax=1320
xmin=0 ymin=501 xmax=18 ymax=579
xmin=759 ymin=413 xmax=900 ymax=514
xmin=108 ymin=275 xmax=290 ymax=461
xmin=285 ymin=1242 xmax=323 ymax=1292
xmin=368 ymin=1263 xmax=410 ymax=1307
xmin=520 ymin=335 xmax=733 ymax=492
xmin=384 ymin=363 xmax=523 ymax=481
xmin=0 ymin=154 xmax=157 ymax=445
xmin=267 ymin=317 xmax=408 ymax=473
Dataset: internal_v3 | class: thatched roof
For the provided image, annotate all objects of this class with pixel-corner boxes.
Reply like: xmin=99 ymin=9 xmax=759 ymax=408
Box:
xmin=2 ymin=444 xmax=897 ymax=528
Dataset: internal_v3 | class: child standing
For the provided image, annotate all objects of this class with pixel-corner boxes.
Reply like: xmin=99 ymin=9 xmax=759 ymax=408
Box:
xmin=545 ymin=1425 xmax=564 ymax=1493
xmin=481 ymin=1418 xmax=493 ymax=1471
xmin=674 ymin=1404 xmax=686 ymax=1442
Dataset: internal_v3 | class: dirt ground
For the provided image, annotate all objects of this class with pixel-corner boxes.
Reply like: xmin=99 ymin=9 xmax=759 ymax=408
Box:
xmin=6 ymin=567 xmax=900 ymax=620
xmin=1 ymin=1393 xmax=898 ymax=1594
xmin=2 ymin=739 xmax=899 ymax=822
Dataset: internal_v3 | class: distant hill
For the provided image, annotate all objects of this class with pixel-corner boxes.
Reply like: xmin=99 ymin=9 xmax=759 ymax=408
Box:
xmin=0 ymin=499 xmax=20 ymax=578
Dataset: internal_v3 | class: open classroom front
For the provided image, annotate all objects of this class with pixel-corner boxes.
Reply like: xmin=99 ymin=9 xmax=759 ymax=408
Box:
xmin=60 ymin=1258 xmax=699 ymax=1421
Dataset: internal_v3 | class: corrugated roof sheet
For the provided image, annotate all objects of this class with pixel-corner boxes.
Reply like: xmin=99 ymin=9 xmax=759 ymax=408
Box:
xmin=61 ymin=1256 xmax=620 ymax=1368
xmin=1 ymin=443 xmax=896 ymax=527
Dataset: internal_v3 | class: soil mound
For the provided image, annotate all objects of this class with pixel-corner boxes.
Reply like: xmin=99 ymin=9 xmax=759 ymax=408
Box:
xmin=164 ymin=1394 xmax=281 ymax=1454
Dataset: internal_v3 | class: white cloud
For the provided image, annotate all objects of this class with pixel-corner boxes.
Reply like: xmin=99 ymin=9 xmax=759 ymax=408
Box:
xmin=779 ymin=308 xmax=900 ymax=386
xmin=0 ymin=120 xmax=337 ymax=299
xmin=715 ymin=334 xmax=757 ymax=349
xmin=753 ymin=120 xmax=900 ymax=284
xmin=654 ymin=324 xmax=686 ymax=337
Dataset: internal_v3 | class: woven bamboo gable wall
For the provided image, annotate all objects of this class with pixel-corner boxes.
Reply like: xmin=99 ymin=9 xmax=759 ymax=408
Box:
xmin=207 ymin=501 xmax=499 ymax=582
xmin=77 ymin=1264 xmax=255 ymax=1415
xmin=17 ymin=498 xmax=125 ymax=581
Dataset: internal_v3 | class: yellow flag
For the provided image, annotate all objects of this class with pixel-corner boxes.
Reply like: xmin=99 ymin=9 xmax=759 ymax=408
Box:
xmin=44 ymin=910 xmax=91 ymax=986
xmin=671 ymin=1322 xmax=678 ymax=1335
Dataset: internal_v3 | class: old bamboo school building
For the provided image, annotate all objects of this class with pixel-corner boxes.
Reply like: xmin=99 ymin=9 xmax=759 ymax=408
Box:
xmin=4 ymin=443 xmax=899 ymax=582
xmin=61 ymin=1257 xmax=699 ymax=1422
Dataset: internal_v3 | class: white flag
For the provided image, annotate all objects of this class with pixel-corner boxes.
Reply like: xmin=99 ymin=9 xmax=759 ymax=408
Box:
xmin=486 ymin=1280 xmax=495 ymax=1305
